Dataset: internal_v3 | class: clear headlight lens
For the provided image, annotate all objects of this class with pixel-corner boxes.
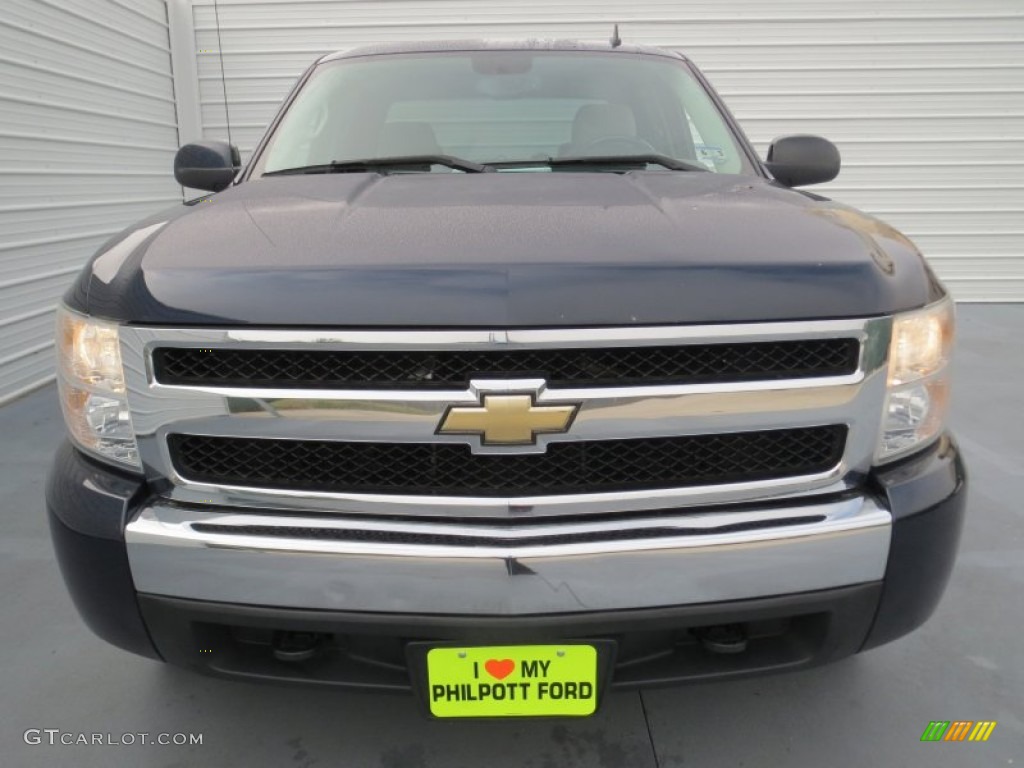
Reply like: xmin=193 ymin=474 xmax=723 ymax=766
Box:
xmin=887 ymin=298 xmax=955 ymax=387
xmin=56 ymin=307 xmax=140 ymax=469
xmin=878 ymin=298 xmax=955 ymax=462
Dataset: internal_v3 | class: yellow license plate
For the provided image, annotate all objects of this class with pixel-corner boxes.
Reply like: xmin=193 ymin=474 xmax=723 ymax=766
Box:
xmin=426 ymin=644 xmax=598 ymax=718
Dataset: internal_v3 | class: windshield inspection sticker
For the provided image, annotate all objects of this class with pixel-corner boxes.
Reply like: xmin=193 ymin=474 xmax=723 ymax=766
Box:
xmin=695 ymin=144 xmax=727 ymax=169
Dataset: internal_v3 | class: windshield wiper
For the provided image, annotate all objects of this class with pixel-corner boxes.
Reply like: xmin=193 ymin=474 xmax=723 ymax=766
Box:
xmin=546 ymin=154 xmax=709 ymax=172
xmin=264 ymin=155 xmax=491 ymax=176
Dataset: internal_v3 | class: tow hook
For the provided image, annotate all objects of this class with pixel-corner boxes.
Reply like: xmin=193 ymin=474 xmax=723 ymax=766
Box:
xmin=271 ymin=630 xmax=325 ymax=662
xmin=693 ymin=624 xmax=749 ymax=654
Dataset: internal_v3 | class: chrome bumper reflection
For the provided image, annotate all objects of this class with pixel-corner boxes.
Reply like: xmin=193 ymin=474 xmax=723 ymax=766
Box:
xmin=125 ymin=495 xmax=892 ymax=614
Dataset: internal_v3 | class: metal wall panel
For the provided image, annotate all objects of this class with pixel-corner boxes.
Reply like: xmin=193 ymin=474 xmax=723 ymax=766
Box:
xmin=0 ymin=0 xmax=182 ymax=404
xmin=190 ymin=0 xmax=1024 ymax=302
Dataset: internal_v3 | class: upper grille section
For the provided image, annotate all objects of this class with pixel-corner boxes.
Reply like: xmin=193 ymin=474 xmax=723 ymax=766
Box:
xmin=153 ymin=338 xmax=859 ymax=390
xmin=169 ymin=426 xmax=847 ymax=497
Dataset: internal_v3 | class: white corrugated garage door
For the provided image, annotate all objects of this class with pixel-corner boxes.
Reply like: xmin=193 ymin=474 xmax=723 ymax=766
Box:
xmin=188 ymin=0 xmax=1024 ymax=302
xmin=0 ymin=0 xmax=181 ymax=404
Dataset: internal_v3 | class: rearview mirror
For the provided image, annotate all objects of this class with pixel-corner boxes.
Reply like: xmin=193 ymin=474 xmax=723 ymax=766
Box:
xmin=765 ymin=135 xmax=840 ymax=187
xmin=173 ymin=140 xmax=240 ymax=192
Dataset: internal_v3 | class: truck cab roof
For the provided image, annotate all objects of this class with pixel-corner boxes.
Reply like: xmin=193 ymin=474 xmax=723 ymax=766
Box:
xmin=319 ymin=38 xmax=689 ymax=63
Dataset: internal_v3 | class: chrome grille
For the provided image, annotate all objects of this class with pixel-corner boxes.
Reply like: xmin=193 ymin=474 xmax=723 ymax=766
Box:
xmin=119 ymin=319 xmax=889 ymax=518
xmin=152 ymin=338 xmax=859 ymax=389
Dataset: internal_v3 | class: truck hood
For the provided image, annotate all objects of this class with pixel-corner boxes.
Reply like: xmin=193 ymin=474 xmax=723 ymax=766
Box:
xmin=72 ymin=172 xmax=943 ymax=326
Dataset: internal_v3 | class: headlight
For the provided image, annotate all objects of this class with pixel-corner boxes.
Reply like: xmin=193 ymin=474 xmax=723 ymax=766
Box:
xmin=877 ymin=298 xmax=955 ymax=462
xmin=56 ymin=306 xmax=140 ymax=469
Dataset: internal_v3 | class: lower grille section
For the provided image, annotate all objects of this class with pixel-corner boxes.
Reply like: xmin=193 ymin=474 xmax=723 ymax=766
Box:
xmin=169 ymin=426 xmax=846 ymax=497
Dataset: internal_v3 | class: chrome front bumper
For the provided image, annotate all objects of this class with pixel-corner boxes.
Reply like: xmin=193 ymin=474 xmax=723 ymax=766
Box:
xmin=125 ymin=494 xmax=891 ymax=614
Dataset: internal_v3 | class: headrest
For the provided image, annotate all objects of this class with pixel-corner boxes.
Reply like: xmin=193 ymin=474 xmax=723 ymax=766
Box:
xmin=571 ymin=104 xmax=637 ymax=146
xmin=376 ymin=121 xmax=441 ymax=156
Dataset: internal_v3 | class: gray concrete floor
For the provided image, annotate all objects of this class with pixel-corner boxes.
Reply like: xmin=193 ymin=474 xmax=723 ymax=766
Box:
xmin=1 ymin=305 xmax=1021 ymax=767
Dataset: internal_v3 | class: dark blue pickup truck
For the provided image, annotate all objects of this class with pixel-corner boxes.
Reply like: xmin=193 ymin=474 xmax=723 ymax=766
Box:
xmin=47 ymin=39 xmax=964 ymax=719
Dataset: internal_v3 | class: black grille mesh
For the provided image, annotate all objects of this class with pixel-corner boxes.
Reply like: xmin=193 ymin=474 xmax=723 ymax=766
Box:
xmin=169 ymin=426 xmax=846 ymax=497
xmin=154 ymin=339 xmax=859 ymax=389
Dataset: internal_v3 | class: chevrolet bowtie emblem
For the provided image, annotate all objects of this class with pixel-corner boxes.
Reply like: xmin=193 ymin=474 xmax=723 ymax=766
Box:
xmin=438 ymin=393 xmax=580 ymax=446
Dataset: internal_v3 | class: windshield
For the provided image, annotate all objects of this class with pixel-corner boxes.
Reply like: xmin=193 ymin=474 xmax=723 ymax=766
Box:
xmin=253 ymin=51 xmax=753 ymax=175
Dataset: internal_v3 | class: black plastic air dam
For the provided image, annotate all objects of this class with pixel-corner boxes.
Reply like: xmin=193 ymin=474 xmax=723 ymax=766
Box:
xmin=136 ymin=584 xmax=882 ymax=691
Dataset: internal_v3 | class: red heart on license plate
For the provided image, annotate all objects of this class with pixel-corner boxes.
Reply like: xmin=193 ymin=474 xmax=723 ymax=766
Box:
xmin=484 ymin=659 xmax=515 ymax=680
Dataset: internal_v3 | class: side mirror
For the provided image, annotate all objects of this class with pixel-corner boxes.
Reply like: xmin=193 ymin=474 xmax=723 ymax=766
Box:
xmin=765 ymin=135 xmax=840 ymax=187
xmin=173 ymin=140 xmax=240 ymax=192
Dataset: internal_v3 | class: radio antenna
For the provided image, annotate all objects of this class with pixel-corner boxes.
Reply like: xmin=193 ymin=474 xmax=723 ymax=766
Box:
xmin=213 ymin=0 xmax=234 ymax=147
xmin=610 ymin=24 xmax=622 ymax=48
